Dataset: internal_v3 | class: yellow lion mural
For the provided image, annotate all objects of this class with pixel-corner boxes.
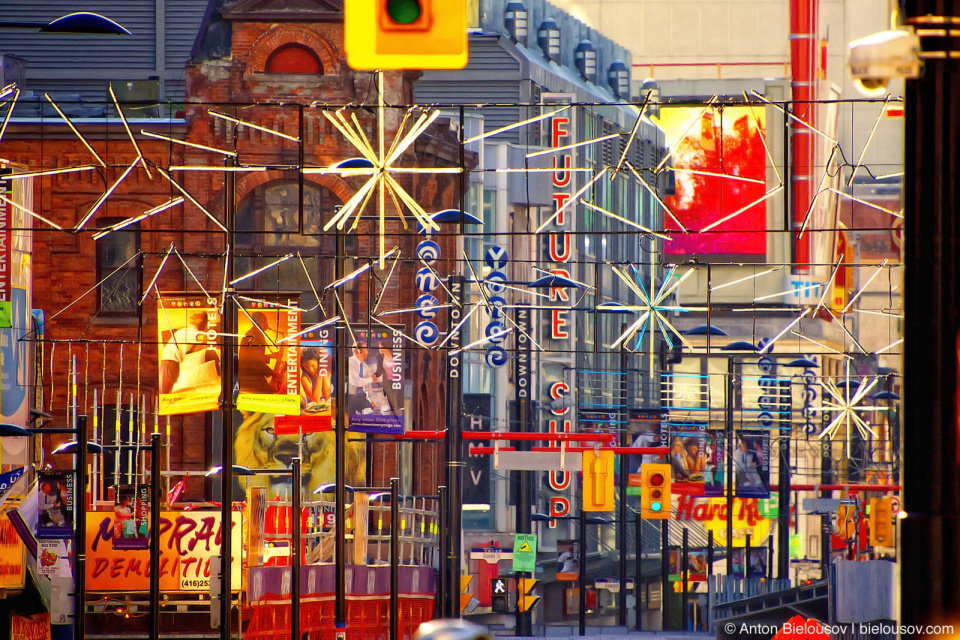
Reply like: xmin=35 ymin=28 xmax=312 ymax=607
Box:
xmin=234 ymin=411 xmax=366 ymax=499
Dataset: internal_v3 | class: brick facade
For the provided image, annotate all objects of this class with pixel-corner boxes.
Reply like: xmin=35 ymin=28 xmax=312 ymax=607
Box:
xmin=8 ymin=0 xmax=467 ymax=500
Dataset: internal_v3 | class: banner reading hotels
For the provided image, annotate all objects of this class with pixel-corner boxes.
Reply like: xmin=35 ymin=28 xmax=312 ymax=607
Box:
xmin=157 ymin=298 xmax=222 ymax=415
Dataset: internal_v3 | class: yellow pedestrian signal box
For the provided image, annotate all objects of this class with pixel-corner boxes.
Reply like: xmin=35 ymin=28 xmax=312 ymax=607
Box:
xmin=582 ymin=450 xmax=615 ymax=511
xmin=869 ymin=497 xmax=893 ymax=546
xmin=344 ymin=0 xmax=469 ymax=70
xmin=640 ymin=463 xmax=671 ymax=519
xmin=517 ymin=578 xmax=540 ymax=612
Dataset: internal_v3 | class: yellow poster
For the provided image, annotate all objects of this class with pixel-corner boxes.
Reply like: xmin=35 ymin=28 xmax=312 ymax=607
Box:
xmin=237 ymin=301 xmax=300 ymax=416
xmin=157 ymin=298 xmax=222 ymax=415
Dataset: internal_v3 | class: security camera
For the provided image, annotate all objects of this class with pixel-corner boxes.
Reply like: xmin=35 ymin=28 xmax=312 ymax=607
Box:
xmin=848 ymin=29 xmax=922 ymax=96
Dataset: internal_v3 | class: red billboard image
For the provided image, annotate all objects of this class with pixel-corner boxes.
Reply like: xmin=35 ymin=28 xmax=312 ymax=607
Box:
xmin=658 ymin=106 xmax=769 ymax=258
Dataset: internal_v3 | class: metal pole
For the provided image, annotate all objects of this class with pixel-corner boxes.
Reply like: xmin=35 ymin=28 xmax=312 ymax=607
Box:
xmin=635 ymin=512 xmax=642 ymax=631
xmin=725 ymin=358 xmax=735 ymax=575
xmin=292 ymin=457 xmax=301 ymax=640
xmin=390 ymin=478 xmax=400 ymax=640
xmin=900 ymin=8 xmax=960 ymax=620
xmin=707 ymin=529 xmax=713 ymax=630
xmin=618 ymin=328 xmax=628 ymax=626
xmin=335 ymin=223 xmax=347 ymax=636
xmin=76 ymin=416 xmax=87 ymax=640
xmin=149 ymin=433 xmax=162 ymax=640
xmin=220 ymin=159 xmax=237 ymax=640
xmin=437 ymin=485 xmax=448 ymax=617
xmin=515 ymin=303 xmax=532 ymax=635
xmin=745 ymin=533 xmax=751 ymax=579
xmin=820 ymin=433 xmax=832 ymax=580
xmin=660 ymin=519 xmax=668 ymax=631
xmin=578 ymin=509 xmax=587 ymax=636
xmin=778 ymin=380 xmax=791 ymax=580
xmin=682 ymin=527 xmax=689 ymax=632
xmin=445 ymin=276 xmax=464 ymax=618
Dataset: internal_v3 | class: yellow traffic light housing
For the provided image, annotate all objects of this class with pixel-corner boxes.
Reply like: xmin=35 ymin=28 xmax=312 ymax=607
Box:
xmin=869 ymin=497 xmax=894 ymax=546
xmin=640 ymin=463 xmax=671 ymax=519
xmin=517 ymin=578 xmax=540 ymax=612
xmin=344 ymin=0 xmax=469 ymax=70
xmin=582 ymin=450 xmax=615 ymax=511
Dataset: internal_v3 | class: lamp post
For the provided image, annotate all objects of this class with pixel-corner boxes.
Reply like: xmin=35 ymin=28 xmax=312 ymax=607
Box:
xmin=0 ymin=12 xmax=130 ymax=35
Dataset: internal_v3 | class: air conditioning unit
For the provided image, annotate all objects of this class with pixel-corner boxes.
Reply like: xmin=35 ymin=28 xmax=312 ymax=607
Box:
xmin=110 ymin=80 xmax=161 ymax=119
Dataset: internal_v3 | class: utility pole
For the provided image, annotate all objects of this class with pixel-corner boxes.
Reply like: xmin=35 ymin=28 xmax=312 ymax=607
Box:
xmin=445 ymin=275 xmax=464 ymax=617
xmin=902 ymin=0 xmax=960 ymax=628
xmin=515 ymin=303 xmax=532 ymax=635
xmin=220 ymin=163 xmax=236 ymax=640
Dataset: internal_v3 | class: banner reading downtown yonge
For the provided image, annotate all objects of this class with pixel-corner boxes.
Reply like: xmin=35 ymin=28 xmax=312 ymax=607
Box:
xmin=157 ymin=298 xmax=222 ymax=415
xmin=236 ymin=299 xmax=300 ymax=416
xmin=346 ymin=327 xmax=404 ymax=434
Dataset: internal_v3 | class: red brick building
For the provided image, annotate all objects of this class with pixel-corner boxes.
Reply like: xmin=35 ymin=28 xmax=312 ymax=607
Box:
xmin=7 ymin=0 xmax=467 ymax=500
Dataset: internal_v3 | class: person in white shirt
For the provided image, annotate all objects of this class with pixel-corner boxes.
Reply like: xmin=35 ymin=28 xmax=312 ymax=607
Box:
xmin=160 ymin=312 xmax=213 ymax=394
xmin=348 ymin=341 xmax=379 ymax=414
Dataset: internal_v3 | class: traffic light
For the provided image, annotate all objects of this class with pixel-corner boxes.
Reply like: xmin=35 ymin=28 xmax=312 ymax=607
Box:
xmin=344 ymin=0 xmax=469 ymax=70
xmin=517 ymin=578 xmax=540 ymax=613
xmin=490 ymin=578 xmax=508 ymax=613
xmin=639 ymin=463 xmax=671 ymax=519
xmin=582 ymin=450 xmax=615 ymax=511
xmin=869 ymin=497 xmax=894 ymax=546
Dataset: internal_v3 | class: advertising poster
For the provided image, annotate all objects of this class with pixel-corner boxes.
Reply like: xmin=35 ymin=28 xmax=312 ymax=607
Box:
xmin=670 ymin=548 xmax=708 ymax=582
xmin=35 ymin=471 xmax=72 ymax=539
xmin=346 ymin=327 xmax=404 ymax=434
xmin=747 ymin=546 xmax=769 ymax=578
xmin=237 ymin=301 xmax=300 ymax=416
xmin=275 ymin=327 xmax=333 ymax=435
xmin=38 ymin=539 xmax=69 ymax=577
xmin=86 ymin=511 xmax=241 ymax=592
xmin=733 ymin=433 xmax=770 ymax=498
xmin=703 ymin=432 xmax=726 ymax=498
xmin=665 ymin=426 xmax=707 ymax=496
xmin=0 ymin=517 xmax=25 ymax=589
xmin=656 ymin=106 xmax=769 ymax=259
xmin=11 ymin=613 xmax=51 ymax=640
xmin=157 ymin=298 xmax=221 ymax=415
xmin=112 ymin=484 xmax=150 ymax=550
xmin=557 ymin=540 xmax=579 ymax=581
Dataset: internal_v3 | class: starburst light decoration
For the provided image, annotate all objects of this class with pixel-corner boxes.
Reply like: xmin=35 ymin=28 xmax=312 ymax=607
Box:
xmin=603 ymin=263 xmax=705 ymax=372
xmin=815 ymin=359 xmax=888 ymax=448
xmin=307 ymin=71 xmax=462 ymax=267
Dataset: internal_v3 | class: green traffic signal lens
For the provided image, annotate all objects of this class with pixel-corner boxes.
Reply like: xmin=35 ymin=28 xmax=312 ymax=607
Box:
xmin=386 ymin=0 xmax=422 ymax=24
xmin=651 ymin=502 xmax=662 ymax=512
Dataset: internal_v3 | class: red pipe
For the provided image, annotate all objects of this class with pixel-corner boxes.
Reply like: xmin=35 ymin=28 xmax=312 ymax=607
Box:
xmin=469 ymin=446 xmax=670 ymax=455
xmin=771 ymin=484 xmax=901 ymax=492
xmin=461 ymin=431 xmax=617 ymax=443
xmin=790 ymin=0 xmax=819 ymax=269
xmin=393 ymin=431 xmax=446 ymax=439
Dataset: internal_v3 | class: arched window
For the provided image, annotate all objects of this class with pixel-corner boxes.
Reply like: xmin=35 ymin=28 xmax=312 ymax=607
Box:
xmin=265 ymin=44 xmax=323 ymax=75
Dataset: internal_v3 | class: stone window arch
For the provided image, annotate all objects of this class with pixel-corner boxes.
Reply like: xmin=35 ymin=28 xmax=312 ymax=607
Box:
xmin=265 ymin=44 xmax=323 ymax=75
xmin=248 ymin=25 xmax=340 ymax=79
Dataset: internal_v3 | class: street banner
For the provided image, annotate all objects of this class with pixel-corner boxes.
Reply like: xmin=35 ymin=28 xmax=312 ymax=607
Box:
xmin=0 ymin=466 xmax=25 ymax=504
xmin=35 ymin=471 xmax=73 ymax=539
xmin=157 ymin=298 xmax=221 ymax=415
xmin=86 ymin=510 xmax=241 ymax=592
xmin=665 ymin=426 xmax=707 ymax=496
xmin=237 ymin=300 xmax=300 ymax=416
xmin=346 ymin=327 xmax=404 ymax=434
xmin=112 ymin=484 xmax=150 ymax=550
xmin=275 ymin=327 xmax=333 ymax=435
xmin=733 ymin=432 xmax=770 ymax=498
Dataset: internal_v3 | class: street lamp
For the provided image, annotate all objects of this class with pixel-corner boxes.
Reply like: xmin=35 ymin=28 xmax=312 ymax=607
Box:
xmin=0 ymin=12 xmax=130 ymax=35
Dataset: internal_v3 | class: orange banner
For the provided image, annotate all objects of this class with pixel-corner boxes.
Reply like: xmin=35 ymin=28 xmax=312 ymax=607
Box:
xmin=0 ymin=518 xmax=25 ymax=589
xmin=86 ymin=511 xmax=241 ymax=592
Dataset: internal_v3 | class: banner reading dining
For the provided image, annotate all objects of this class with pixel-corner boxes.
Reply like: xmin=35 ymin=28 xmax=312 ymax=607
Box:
xmin=237 ymin=298 xmax=300 ymax=416
xmin=157 ymin=298 xmax=222 ymax=415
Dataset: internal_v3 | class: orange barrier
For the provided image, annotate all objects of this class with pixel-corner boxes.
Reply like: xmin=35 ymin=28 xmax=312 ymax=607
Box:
xmin=243 ymin=595 xmax=434 ymax=640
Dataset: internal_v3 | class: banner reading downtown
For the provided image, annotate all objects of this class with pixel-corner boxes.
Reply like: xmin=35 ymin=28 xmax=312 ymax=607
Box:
xmin=157 ymin=298 xmax=222 ymax=415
